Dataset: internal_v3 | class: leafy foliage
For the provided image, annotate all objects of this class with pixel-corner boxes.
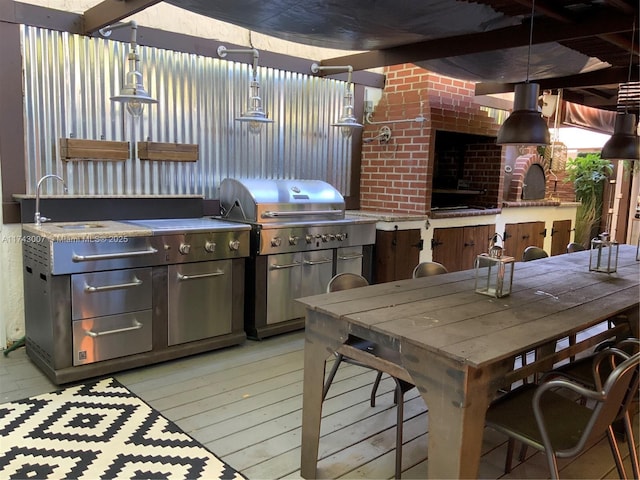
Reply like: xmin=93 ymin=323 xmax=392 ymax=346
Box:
xmin=564 ymin=153 xmax=613 ymax=246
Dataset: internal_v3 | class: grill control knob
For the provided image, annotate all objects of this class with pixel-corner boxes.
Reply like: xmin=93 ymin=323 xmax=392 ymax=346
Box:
xmin=229 ymin=239 xmax=241 ymax=251
xmin=289 ymin=236 xmax=299 ymax=246
xmin=179 ymin=243 xmax=191 ymax=255
xmin=327 ymin=234 xmax=336 ymax=241
xmin=321 ymin=234 xmax=329 ymax=242
xmin=336 ymin=233 xmax=346 ymax=241
xmin=305 ymin=234 xmax=314 ymax=244
xmin=205 ymin=241 xmax=216 ymax=253
xmin=271 ymin=237 xmax=282 ymax=247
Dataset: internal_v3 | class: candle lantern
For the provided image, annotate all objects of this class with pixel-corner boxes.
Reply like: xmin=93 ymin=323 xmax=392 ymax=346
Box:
xmin=474 ymin=234 xmax=515 ymax=298
xmin=589 ymin=232 xmax=619 ymax=273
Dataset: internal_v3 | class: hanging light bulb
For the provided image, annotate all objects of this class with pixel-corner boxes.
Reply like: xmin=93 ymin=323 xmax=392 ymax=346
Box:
xmin=99 ymin=21 xmax=157 ymax=118
xmin=217 ymin=46 xmax=274 ymax=134
xmin=311 ymin=63 xmax=363 ymax=140
xmin=126 ymin=99 xmax=144 ymax=117
xmin=497 ymin=0 xmax=550 ymax=146
xmin=601 ymin=22 xmax=639 ymax=161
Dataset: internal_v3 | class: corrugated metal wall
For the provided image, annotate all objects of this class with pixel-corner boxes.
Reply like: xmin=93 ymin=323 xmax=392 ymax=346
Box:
xmin=21 ymin=26 xmax=352 ymax=198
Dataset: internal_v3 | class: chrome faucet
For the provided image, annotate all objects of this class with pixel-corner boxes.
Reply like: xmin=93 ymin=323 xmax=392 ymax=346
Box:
xmin=35 ymin=174 xmax=67 ymax=226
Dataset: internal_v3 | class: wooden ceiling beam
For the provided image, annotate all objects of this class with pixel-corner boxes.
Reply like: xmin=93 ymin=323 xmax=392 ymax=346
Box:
xmin=475 ymin=66 xmax=638 ymax=95
xmin=82 ymin=0 xmax=162 ymax=34
xmin=320 ymin=11 xmax=634 ymax=71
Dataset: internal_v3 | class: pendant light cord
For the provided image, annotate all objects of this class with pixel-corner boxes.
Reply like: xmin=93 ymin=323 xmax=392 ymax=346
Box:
xmin=526 ymin=0 xmax=535 ymax=83
xmin=624 ymin=19 xmax=636 ymax=114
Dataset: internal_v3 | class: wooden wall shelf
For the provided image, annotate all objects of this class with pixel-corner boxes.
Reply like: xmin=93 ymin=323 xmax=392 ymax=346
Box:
xmin=59 ymin=138 xmax=129 ymax=162
xmin=137 ymin=142 xmax=199 ymax=162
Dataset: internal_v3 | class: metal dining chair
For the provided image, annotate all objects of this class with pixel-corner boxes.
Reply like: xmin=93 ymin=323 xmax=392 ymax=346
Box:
xmin=486 ymin=350 xmax=640 ymax=479
xmin=522 ymin=246 xmax=549 ymax=261
xmin=566 ymin=242 xmax=586 ymax=253
xmin=412 ymin=261 xmax=448 ymax=278
xmin=541 ymin=338 xmax=640 ymax=479
xmin=323 ymin=272 xmax=413 ymax=479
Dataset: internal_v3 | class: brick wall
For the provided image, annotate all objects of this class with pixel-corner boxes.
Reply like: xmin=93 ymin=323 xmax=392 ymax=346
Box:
xmin=360 ymin=64 xmax=502 ymax=214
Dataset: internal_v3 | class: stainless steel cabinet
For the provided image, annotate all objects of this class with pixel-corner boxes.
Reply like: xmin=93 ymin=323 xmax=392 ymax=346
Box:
xmin=70 ymin=268 xmax=153 ymax=366
xmin=336 ymin=246 xmax=364 ymax=275
xmin=266 ymin=252 xmax=303 ymax=325
xmin=168 ymin=260 xmax=233 ymax=345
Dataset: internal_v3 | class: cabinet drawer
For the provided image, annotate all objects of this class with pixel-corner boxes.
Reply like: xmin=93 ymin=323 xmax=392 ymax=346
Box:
xmin=72 ymin=310 xmax=152 ymax=366
xmin=71 ymin=268 xmax=152 ymax=320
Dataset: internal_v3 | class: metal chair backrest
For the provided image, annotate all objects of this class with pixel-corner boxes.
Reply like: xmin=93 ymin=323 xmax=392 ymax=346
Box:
xmin=522 ymin=246 xmax=548 ymax=261
xmin=412 ymin=261 xmax=448 ymax=278
xmin=327 ymin=273 xmax=369 ymax=292
xmin=534 ymin=351 xmax=640 ymax=458
xmin=567 ymin=242 xmax=586 ymax=253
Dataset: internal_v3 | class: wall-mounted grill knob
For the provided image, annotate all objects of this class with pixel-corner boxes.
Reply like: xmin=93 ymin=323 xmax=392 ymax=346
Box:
xmin=205 ymin=241 xmax=216 ymax=253
xmin=271 ymin=237 xmax=282 ymax=247
xmin=229 ymin=239 xmax=241 ymax=251
xmin=289 ymin=236 xmax=299 ymax=246
xmin=179 ymin=243 xmax=191 ymax=255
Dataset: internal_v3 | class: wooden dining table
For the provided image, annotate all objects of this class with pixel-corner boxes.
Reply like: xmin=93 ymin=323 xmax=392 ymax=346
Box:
xmin=297 ymin=245 xmax=640 ymax=479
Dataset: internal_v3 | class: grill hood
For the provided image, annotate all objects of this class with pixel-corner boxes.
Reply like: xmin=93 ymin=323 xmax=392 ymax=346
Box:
xmin=219 ymin=178 xmax=345 ymax=223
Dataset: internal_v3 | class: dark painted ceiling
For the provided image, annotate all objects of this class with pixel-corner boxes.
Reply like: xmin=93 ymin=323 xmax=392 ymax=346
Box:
xmin=83 ymin=0 xmax=639 ymax=113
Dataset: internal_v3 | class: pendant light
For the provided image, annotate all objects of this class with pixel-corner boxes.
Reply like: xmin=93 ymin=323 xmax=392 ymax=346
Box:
xmin=497 ymin=0 xmax=550 ymax=146
xmin=311 ymin=63 xmax=363 ymax=139
xmin=99 ymin=21 xmax=157 ymax=117
xmin=218 ymin=46 xmax=274 ymax=134
xmin=601 ymin=21 xmax=639 ymax=161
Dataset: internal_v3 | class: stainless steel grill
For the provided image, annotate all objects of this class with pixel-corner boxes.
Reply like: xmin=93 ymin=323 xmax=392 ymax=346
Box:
xmin=220 ymin=178 xmax=376 ymax=339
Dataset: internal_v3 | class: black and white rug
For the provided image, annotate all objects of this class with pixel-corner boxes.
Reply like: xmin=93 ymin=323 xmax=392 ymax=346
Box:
xmin=0 ymin=377 xmax=245 ymax=479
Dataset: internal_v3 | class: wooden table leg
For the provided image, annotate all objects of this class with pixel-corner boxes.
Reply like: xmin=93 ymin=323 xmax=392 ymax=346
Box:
xmin=300 ymin=311 xmax=335 ymax=479
xmin=402 ymin=343 xmax=512 ymax=479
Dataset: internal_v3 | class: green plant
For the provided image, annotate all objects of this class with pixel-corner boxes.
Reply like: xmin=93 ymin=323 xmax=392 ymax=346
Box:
xmin=564 ymin=153 xmax=613 ymax=247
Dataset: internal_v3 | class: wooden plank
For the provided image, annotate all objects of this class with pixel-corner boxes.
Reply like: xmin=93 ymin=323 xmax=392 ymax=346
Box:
xmin=2 ymin=328 xmax=633 ymax=480
xmin=59 ymin=137 xmax=129 ymax=161
xmin=137 ymin=141 xmax=199 ymax=162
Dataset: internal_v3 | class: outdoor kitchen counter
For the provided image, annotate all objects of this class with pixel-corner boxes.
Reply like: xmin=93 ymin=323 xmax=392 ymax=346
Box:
xmin=22 ymin=221 xmax=152 ymax=241
xmin=346 ymin=210 xmax=428 ymax=222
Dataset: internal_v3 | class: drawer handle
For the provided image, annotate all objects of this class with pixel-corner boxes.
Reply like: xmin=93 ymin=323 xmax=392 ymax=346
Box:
xmin=177 ymin=271 xmax=224 ymax=281
xmin=338 ymin=253 xmax=364 ymax=261
xmin=270 ymin=261 xmax=301 ymax=270
xmin=84 ymin=278 xmax=142 ymax=292
xmin=304 ymin=258 xmax=333 ymax=265
xmin=85 ymin=319 xmax=143 ymax=337
xmin=72 ymin=248 xmax=158 ymax=262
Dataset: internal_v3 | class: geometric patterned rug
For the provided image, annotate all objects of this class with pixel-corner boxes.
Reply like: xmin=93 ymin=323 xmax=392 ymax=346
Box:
xmin=0 ymin=377 xmax=246 ymax=479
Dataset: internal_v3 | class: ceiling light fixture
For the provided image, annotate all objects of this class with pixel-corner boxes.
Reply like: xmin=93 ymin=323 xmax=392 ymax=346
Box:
xmin=99 ymin=21 xmax=157 ymax=118
xmin=496 ymin=0 xmax=550 ymax=146
xmin=218 ymin=46 xmax=274 ymax=134
xmin=601 ymin=21 xmax=639 ymax=161
xmin=311 ymin=63 xmax=363 ymax=139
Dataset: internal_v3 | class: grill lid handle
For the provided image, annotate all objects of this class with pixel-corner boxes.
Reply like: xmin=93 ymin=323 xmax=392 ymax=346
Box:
xmin=261 ymin=210 xmax=342 ymax=218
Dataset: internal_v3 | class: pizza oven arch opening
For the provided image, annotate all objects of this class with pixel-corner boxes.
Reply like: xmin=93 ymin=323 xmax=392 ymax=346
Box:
xmin=522 ymin=163 xmax=546 ymax=200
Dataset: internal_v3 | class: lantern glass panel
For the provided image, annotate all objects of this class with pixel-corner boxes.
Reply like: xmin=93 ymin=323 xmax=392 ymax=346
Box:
xmin=589 ymin=236 xmax=619 ymax=273
xmin=474 ymin=255 xmax=515 ymax=298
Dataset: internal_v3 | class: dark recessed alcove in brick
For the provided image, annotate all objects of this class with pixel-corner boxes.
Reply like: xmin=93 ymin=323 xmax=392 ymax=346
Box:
xmin=432 ymin=130 xmax=501 ymax=209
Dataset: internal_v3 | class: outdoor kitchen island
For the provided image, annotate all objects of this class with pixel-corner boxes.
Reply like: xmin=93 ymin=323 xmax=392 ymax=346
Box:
xmin=21 ymin=218 xmax=250 ymax=384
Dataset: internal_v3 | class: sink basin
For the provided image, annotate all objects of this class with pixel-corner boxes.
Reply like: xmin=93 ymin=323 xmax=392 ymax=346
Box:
xmin=57 ymin=223 xmax=105 ymax=230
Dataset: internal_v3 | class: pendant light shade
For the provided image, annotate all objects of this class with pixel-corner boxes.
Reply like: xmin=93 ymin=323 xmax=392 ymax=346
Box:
xmin=311 ymin=63 xmax=363 ymax=139
xmin=99 ymin=21 xmax=157 ymax=118
xmin=601 ymin=114 xmax=639 ymax=161
xmin=497 ymin=83 xmax=550 ymax=146
xmin=218 ymin=46 xmax=274 ymax=134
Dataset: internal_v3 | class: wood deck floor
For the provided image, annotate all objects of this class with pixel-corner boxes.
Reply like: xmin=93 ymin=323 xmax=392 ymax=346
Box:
xmin=1 ymin=327 xmax=638 ymax=479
